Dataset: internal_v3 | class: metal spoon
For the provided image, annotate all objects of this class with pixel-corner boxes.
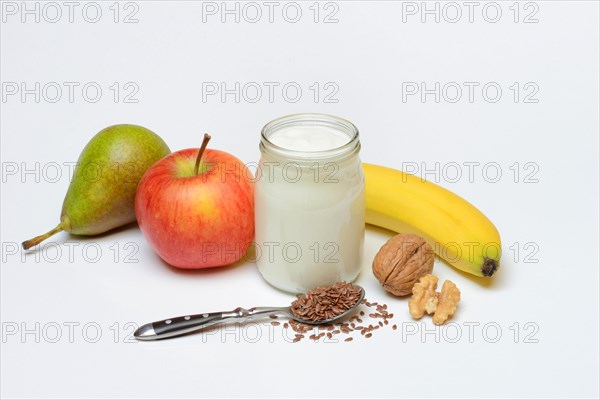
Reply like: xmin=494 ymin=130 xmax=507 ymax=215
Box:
xmin=134 ymin=285 xmax=365 ymax=341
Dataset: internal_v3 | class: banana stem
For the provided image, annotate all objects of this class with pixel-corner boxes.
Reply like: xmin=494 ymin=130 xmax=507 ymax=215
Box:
xmin=193 ymin=134 xmax=212 ymax=175
xmin=22 ymin=223 xmax=63 ymax=250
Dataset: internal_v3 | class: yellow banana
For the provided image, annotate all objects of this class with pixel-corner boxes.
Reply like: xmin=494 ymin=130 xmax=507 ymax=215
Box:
xmin=363 ymin=163 xmax=501 ymax=277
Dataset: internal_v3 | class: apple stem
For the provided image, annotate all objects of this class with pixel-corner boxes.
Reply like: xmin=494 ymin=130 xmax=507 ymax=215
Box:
xmin=22 ymin=223 xmax=63 ymax=250
xmin=194 ymin=133 xmax=212 ymax=175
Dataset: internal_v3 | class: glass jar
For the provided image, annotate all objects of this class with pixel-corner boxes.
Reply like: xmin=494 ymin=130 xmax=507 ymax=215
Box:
xmin=255 ymin=113 xmax=365 ymax=293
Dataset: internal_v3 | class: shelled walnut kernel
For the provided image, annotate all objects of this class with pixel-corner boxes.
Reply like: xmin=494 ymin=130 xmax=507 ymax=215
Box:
xmin=408 ymin=274 xmax=460 ymax=325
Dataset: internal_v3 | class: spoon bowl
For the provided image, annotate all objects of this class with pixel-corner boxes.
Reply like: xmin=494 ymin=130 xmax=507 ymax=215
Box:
xmin=288 ymin=285 xmax=366 ymax=325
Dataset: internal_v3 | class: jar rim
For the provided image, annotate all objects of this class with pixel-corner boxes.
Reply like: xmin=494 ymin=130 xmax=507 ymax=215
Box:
xmin=260 ymin=113 xmax=360 ymax=161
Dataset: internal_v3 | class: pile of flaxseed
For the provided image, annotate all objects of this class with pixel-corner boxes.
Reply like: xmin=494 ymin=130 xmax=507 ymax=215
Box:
xmin=290 ymin=281 xmax=363 ymax=322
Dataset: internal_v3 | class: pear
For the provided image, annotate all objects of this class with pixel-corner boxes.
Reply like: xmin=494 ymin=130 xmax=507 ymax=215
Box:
xmin=22 ymin=124 xmax=170 ymax=249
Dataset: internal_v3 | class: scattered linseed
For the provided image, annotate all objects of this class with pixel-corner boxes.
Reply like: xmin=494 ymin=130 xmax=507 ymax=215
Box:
xmin=281 ymin=290 xmax=396 ymax=343
xmin=271 ymin=321 xmax=280 ymax=326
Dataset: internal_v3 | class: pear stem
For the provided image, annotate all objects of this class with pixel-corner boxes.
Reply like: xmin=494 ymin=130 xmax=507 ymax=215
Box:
xmin=194 ymin=134 xmax=212 ymax=176
xmin=22 ymin=223 xmax=63 ymax=250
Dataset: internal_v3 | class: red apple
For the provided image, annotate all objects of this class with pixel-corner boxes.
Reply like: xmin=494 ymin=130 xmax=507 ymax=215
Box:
xmin=135 ymin=135 xmax=254 ymax=268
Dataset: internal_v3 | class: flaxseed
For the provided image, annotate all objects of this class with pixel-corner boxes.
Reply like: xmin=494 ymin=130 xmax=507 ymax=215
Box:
xmin=290 ymin=282 xmax=363 ymax=322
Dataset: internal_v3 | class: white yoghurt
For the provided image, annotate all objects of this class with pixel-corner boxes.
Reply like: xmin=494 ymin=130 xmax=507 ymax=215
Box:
xmin=269 ymin=125 xmax=350 ymax=152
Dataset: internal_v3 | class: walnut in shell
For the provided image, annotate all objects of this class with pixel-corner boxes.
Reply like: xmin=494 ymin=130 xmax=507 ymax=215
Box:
xmin=372 ymin=233 xmax=434 ymax=296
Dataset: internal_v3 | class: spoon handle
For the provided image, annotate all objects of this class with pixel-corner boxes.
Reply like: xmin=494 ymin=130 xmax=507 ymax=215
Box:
xmin=134 ymin=307 xmax=290 ymax=341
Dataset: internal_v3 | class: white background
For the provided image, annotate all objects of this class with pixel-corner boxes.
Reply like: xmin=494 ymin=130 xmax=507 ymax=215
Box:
xmin=1 ymin=1 xmax=599 ymax=398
